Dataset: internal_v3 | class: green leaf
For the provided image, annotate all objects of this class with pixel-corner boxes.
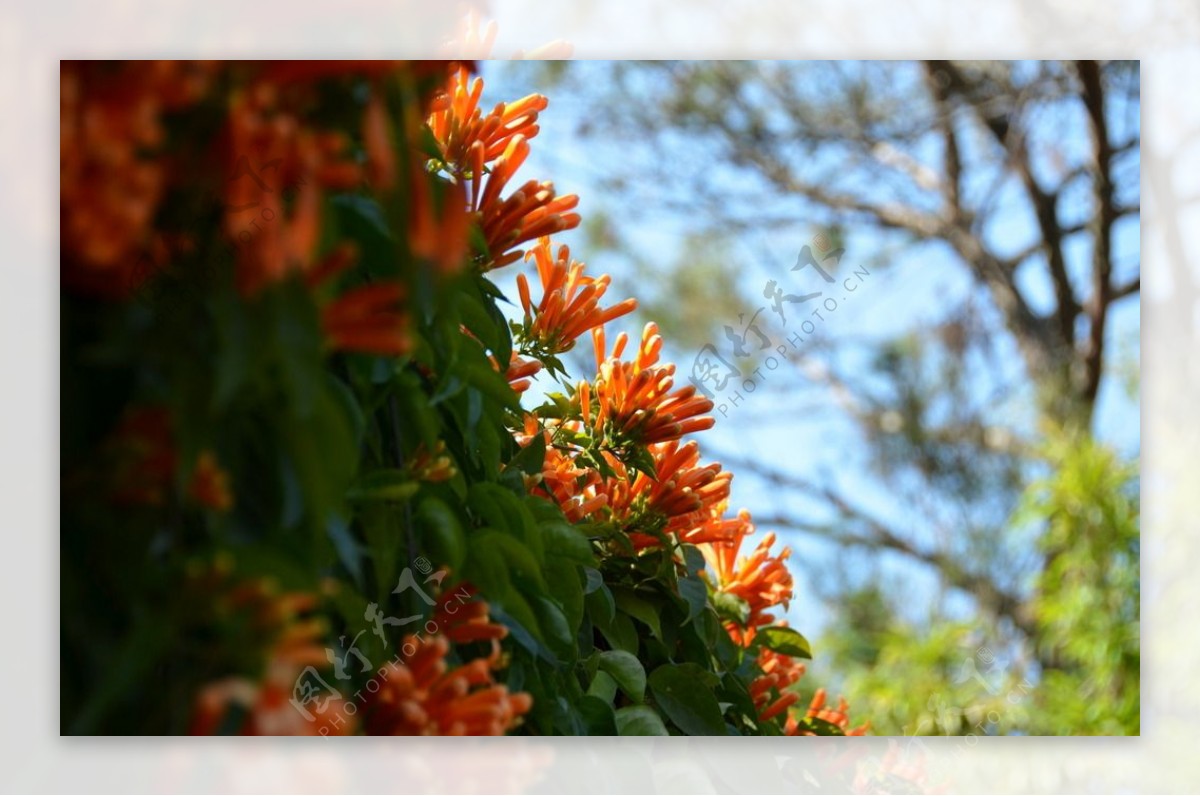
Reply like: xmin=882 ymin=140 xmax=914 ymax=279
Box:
xmin=613 ymin=587 xmax=663 ymax=640
xmin=615 ymin=705 xmax=669 ymax=736
xmin=346 ymin=469 xmax=420 ymax=502
xmin=754 ymin=626 xmax=813 ymax=660
xmin=677 ymin=572 xmax=708 ymax=625
xmin=326 ymin=513 xmax=365 ymax=589
xmin=414 ymin=496 xmax=465 ymax=573
xmin=587 ymin=670 xmax=619 ymax=703
xmin=583 ymin=567 xmax=604 ymax=595
xmin=712 ymin=590 xmax=751 ymax=625
xmin=648 ymin=664 xmax=726 ymax=736
xmin=596 ymin=650 xmax=646 ymax=703
xmin=507 ymin=432 xmax=546 ymax=477
xmin=542 ymin=519 xmax=595 ymax=565
xmin=578 ymin=695 xmax=618 ymax=736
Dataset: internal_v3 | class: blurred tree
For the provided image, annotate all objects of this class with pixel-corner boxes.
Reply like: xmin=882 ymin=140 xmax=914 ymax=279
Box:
xmin=518 ymin=60 xmax=1140 ymax=734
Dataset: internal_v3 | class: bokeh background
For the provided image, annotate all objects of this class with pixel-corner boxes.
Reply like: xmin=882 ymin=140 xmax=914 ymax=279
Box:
xmin=483 ymin=59 xmax=1140 ymax=738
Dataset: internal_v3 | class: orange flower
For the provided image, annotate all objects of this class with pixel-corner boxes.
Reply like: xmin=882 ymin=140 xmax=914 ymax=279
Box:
xmin=322 ymin=282 xmax=411 ymax=357
xmin=466 ymin=136 xmax=580 ymax=269
xmin=428 ymin=66 xmax=548 ymax=168
xmin=701 ymin=518 xmax=794 ymax=640
xmin=189 ymin=451 xmax=234 ymax=512
xmin=433 ymin=583 xmax=511 ymax=658
xmin=516 ymin=238 xmax=637 ymax=357
xmin=792 ymin=688 xmax=870 ymax=736
xmin=751 ymin=647 xmax=807 ymax=722
xmin=597 ymin=440 xmax=732 ymax=549
xmin=188 ymin=575 xmax=351 ymax=736
xmin=408 ymin=441 xmax=457 ymax=483
xmin=222 ymin=84 xmax=352 ymax=295
xmin=409 ymin=166 xmax=471 ymax=275
xmin=505 ymin=354 xmax=543 ymax=394
xmin=61 ymin=61 xmax=216 ymax=297
xmin=105 ymin=406 xmax=233 ymax=512
xmin=582 ymin=323 xmax=715 ymax=448
xmin=518 ymin=415 xmax=611 ymax=523
xmin=363 ymin=90 xmax=397 ymax=192
xmin=364 ymin=634 xmax=532 ymax=736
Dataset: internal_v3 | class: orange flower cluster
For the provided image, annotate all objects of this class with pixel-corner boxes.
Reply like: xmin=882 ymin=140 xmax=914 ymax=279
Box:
xmin=106 ymin=406 xmax=233 ymax=512
xmin=363 ymin=633 xmax=532 ymax=736
xmin=428 ymin=67 xmax=548 ymax=167
xmin=799 ymin=688 xmax=870 ymax=736
xmin=187 ymin=570 xmax=352 ymax=736
xmin=702 ymin=515 xmax=794 ymax=642
xmin=61 ymin=61 xmax=216 ymax=296
xmin=599 ymin=440 xmax=732 ymax=549
xmin=466 ymin=135 xmax=580 ymax=269
xmin=694 ymin=504 xmax=867 ymax=734
xmin=752 ymin=647 xmax=807 ymax=722
xmin=581 ymin=324 xmax=716 ymax=448
xmin=516 ymin=238 xmax=637 ymax=357
xmin=426 ymin=69 xmax=579 ymax=270
xmin=222 ymin=81 xmax=363 ymax=295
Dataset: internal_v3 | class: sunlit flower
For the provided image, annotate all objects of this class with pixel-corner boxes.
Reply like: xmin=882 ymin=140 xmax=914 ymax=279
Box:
xmin=597 ymin=440 xmax=732 ymax=549
xmin=364 ymin=634 xmax=532 ymax=736
xmin=792 ymin=688 xmax=870 ymax=736
xmin=701 ymin=519 xmax=794 ymax=639
xmin=505 ymin=354 xmax=543 ymax=394
xmin=582 ymin=323 xmax=715 ymax=449
xmin=751 ymin=647 xmax=807 ymax=722
xmin=428 ymin=66 xmax=548 ymax=168
xmin=516 ymin=238 xmax=637 ymax=357
xmin=466 ymin=136 xmax=580 ymax=269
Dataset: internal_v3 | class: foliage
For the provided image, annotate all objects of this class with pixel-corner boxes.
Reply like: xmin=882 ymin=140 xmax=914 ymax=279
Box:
xmin=60 ymin=61 xmax=863 ymax=736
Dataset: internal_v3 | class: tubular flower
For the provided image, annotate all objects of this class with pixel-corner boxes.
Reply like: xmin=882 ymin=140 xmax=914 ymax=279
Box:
xmin=505 ymin=354 xmax=543 ymax=394
xmin=322 ymin=282 xmax=411 ymax=357
xmin=790 ymin=689 xmax=870 ymax=736
xmin=597 ymin=440 xmax=732 ymax=549
xmin=701 ymin=520 xmax=794 ymax=642
xmin=428 ymin=66 xmax=548 ymax=168
xmin=515 ymin=415 xmax=610 ymax=523
xmin=751 ymin=647 xmax=807 ymax=723
xmin=409 ymin=165 xmax=471 ymax=275
xmin=516 ymin=237 xmax=637 ymax=357
xmin=188 ymin=572 xmax=351 ymax=736
xmin=222 ymin=83 xmax=354 ymax=295
xmin=363 ymin=634 xmax=532 ymax=736
xmin=433 ymin=584 xmax=511 ymax=661
xmin=362 ymin=89 xmax=397 ymax=192
xmin=584 ymin=324 xmax=716 ymax=449
xmin=467 ymin=136 xmax=580 ymax=269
